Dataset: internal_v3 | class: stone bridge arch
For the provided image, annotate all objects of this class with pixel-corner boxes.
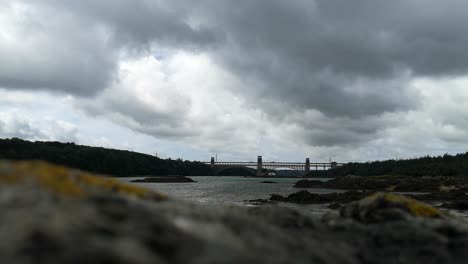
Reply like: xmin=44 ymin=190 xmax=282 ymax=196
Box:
xmin=213 ymin=166 xmax=256 ymax=176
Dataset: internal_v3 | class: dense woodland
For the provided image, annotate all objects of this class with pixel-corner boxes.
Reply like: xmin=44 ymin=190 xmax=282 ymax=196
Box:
xmin=0 ymin=138 xmax=212 ymax=177
xmin=3 ymin=138 xmax=468 ymax=178
xmin=309 ymin=153 xmax=468 ymax=177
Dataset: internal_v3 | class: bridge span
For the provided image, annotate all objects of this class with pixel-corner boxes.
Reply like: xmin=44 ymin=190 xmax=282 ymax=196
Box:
xmin=203 ymin=156 xmax=345 ymax=176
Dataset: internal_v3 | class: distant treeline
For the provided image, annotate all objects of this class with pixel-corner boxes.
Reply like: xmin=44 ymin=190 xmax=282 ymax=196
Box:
xmin=0 ymin=138 xmax=212 ymax=177
xmin=309 ymin=153 xmax=468 ymax=177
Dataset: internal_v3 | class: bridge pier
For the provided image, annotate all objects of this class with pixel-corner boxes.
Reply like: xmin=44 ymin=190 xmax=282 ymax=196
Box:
xmin=305 ymin=158 xmax=310 ymax=175
xmin=210 ymin=157 xmax=216 ymax=175
xmin=256 ymin=156 xmax=263 ymax=176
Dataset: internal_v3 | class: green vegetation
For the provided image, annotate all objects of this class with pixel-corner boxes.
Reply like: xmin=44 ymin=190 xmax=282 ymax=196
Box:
xmin=0 ymin=138 xmax=212 ymax=177
xmin=308 ymin=153 xmax=468 ymax=177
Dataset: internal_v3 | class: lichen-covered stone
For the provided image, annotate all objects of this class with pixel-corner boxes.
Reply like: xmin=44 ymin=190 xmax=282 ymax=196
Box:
xmin=0 ymin=160 xmax=166 ymax=200
xmin=1 ymin=160 xmax=468 ymax=264
xmin=340 ymin=192 xmax=441 ymax=223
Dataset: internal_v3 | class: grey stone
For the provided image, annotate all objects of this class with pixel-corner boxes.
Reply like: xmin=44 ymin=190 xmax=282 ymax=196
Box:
xmin=1 ymin=161 xmax=468 ymax=264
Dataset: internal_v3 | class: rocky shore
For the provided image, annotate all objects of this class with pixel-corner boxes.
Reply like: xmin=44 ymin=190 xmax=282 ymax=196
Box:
xmin=267 ymin=189 xmax=468 ymax=211
xmin=270 ymin=190 xmax=372 ymax=204
xmin=295 ymin=175 xmax=468 ymax=192
xmin=1 ymin=160 xmax=468 ymax=263
xmin=289 ymin=176 xmax=468 ymax=211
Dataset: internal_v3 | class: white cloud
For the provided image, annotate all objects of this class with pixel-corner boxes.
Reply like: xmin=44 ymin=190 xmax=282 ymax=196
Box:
xmin=76 ymin=52 xmax=272 ymax=157
xmin=0 ymin=111 xmax=77 ymax=141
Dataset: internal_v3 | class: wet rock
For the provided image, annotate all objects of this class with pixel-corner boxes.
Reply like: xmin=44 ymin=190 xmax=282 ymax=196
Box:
xmin=260 ymin=181 xmax=277 ymax=184
xmin=392 ymin=178 xmax=441 ymax=192
xmin=328 ymin=202 xmax=342 ymax=209
xmin=130 ymin=177 xmax=196 ymax=183
xmin=294 ymin=176 xmax=400 ymax=190
xmin=270 ymin=190 xmax=372 ymax=204
xmin=243 ymin=198 xmax=276 ymax=205
xmin=441 ymin=201 xmax=468 ymax=211
xmin=295 ymin=175 xmax=468 ymax=192
xmin=294 ymin=179 xmax=323 ymax=188
xmin=410 ymin=191 xmax=468 ymax=202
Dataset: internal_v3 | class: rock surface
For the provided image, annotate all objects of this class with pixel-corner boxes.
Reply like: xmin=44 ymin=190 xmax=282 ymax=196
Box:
xmin=410 ymin=191 xmax=468 ymax=201
xmin=268 ymin=189 xmax=468 ymax=212
xmin=243 ymin=198 xmax=276 ymax=205
xmin=328 ymin=202 xmax=342 ymax=209
xmin=295 ymin=175 xmax=468 ymax=192
xmin=1 ymin=160 xmax=468 ymax=263
xmin=130 ymin=176 xmax=196 ymax=183
xmin=270 ymin=190 xmax=373 ymax=204
xmin=441 ymin=201 xmax=468 ymax=211
xmin=339 ymin=193 xmax=441 ymax=223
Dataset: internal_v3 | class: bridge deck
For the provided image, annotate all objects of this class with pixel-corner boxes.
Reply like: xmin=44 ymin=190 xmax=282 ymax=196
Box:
xmin=206 ymin=162 xmax=343 ymax=165
xmin=203 ymin=159 xmax=345 ymax=176
xmin=203 ymin=161 xmax=345 ymax=168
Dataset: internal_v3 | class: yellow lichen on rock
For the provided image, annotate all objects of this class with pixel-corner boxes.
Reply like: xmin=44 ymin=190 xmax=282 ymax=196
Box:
xmin=0 ymin=160 xmax=167 ymax=200
xmin=367 ymin=192 xmax=440 ymax=217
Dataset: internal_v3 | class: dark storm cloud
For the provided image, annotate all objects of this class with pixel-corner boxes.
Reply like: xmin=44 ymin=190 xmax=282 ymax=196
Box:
xmin=2 ymin=0 xmax=468 ymax=149
xmin=191 ymin=0 xmax=468 ymax=117
xmin=0 ymin=0 xmax=223 ymax=96
xmin=0 ymin=2 xmax=115 ymax=96
xmin=40 ymin=0 xmax=224 ymax=50
xmin=3 ymin=0 xmax=468 ymax=100
xmin=315 ymin=0 xmax=468 ymax=76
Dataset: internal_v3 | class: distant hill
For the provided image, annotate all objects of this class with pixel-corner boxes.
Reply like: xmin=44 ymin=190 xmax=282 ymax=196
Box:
xmin=308 ymin=153 xmax=468 ymax=177
xmin=0 ymin=138 xmax=212 ymax=177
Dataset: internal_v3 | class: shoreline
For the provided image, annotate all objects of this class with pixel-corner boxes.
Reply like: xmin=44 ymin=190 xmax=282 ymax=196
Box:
xmin=246 ymin=175 xmax=468 ymax=214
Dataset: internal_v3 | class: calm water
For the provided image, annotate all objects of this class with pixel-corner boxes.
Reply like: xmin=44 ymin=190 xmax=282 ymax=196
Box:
xmin=118 ymin=176 xmax=341 ymax=213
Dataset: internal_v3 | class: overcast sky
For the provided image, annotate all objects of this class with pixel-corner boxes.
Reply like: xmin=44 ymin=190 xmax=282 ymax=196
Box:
xmin=1 ymin=0 xmax=468 ymax=162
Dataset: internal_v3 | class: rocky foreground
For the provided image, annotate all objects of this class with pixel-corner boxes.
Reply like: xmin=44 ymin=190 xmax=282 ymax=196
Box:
xmin=287 ymin=175 xmax=468 ymax=211
xmin=296 ymin=175 xmax=468 ymax=192
xmin=1 ymin=160 xmax=468 ymax=263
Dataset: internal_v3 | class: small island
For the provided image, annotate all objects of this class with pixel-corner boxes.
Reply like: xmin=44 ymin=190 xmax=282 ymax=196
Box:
xmin=260 ymin=181 xmax=277 ymax=184
xmin=130 ymin=176 xmax=196 ymax=183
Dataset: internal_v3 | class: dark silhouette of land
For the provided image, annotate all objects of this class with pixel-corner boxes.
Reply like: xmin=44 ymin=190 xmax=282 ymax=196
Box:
xmin=308 ymin=153 xmax=468 ymax=177
xmin=2 ymin=137 xmax=468 ymax=178
xmin=0 ymin=138 xmax=212 ymax=177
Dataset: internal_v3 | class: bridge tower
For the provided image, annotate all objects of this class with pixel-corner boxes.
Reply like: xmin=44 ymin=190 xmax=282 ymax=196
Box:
xmin=256 ymin=156 xmax=263 ymax=176
xmin=210 ymin=157 xmax=215 ymax=175
xmin=305 ymin=158 xmax=310 ymax=175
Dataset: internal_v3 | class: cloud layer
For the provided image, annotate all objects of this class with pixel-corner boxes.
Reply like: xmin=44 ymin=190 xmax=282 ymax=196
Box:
xmin=1 ymin=0 xmax=468 ymax=161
